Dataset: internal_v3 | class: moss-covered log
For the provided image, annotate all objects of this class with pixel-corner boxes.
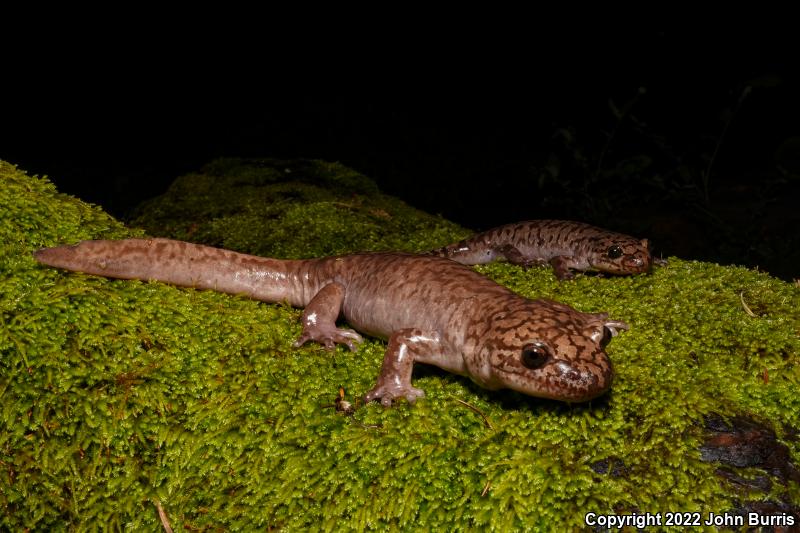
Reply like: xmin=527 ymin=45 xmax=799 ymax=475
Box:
xmin=1 ymin=159 xmax=798 ymax=530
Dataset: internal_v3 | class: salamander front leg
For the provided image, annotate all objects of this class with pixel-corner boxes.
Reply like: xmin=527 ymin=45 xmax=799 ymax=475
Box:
xmin=292 ymin=282 xmax=363 ymax=351
xmin=364 ymin=328 xmax=445 ymax=407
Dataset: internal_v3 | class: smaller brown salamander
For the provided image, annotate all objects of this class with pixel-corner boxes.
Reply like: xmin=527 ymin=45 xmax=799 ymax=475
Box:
xmin=429 ymin=220 xmax=653 ymax=280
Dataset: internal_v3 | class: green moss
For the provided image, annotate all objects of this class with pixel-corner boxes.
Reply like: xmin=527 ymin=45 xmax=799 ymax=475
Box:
xmin=129 ymin=157 xmax=467 ymax=257
xmin=2 ymin=158 xmax=798 ymax=530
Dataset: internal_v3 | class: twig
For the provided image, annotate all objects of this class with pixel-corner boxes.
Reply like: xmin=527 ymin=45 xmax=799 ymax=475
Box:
xmin=154 ymin=500 xmax=173 ymax=533
xmin=351 ymin=420 xmax=384 ymax=430
xmin=452 ymin=398 xmax=493 ymax=429
xmin=481 ymin=480 xmax=492 ymax=497
xmin=739 ymin=292 xmax=756 ymax=317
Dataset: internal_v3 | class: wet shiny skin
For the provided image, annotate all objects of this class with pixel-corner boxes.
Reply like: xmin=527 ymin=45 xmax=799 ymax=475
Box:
xmin=34 ymin=238 xmax=628 ymax=405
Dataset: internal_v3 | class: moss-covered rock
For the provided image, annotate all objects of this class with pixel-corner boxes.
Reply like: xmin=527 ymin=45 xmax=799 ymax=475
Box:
xmin=1 ymin=158 xmax=798 ymax=530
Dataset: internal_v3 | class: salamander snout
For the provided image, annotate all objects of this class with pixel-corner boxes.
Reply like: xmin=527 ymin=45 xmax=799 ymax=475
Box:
xmin=623 ymin=254 xmax=651 ymax=272
xmin=495 ymin=351 xmax=613 ymax=403
xmin=551 ymin=359 xmax=613 ymax=401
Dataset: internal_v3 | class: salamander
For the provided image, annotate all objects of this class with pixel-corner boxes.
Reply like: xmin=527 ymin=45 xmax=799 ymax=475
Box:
xmin=33 ymin=238 xmax=629 ymax=405
xmin=429 ymin=220 xmax=653 ymax=280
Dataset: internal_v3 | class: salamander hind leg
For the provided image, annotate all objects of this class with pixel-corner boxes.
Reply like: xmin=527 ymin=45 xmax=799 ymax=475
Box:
xmin=292 ymin=282 xmax=363 ymax=351
xmin=499 ymin=244 xmax=550 ymax=269
xmin=498 ymin=244 xmax=532 ymax=267
xmin=549 ymin=256 xmax=577 ymax=280
xmin=364 ymin=328 xmax=444 ymax=407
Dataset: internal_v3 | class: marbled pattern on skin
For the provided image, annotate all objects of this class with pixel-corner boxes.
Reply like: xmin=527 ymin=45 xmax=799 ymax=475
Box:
xmin=34 ymin=238 xmax=628 ymax=405
xmin=430 ymin=220 xmax=653 ymax=280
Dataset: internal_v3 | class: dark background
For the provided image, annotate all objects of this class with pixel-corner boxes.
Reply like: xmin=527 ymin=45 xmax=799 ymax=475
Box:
xmin=3 ymin=26 xmax=798 ymax=279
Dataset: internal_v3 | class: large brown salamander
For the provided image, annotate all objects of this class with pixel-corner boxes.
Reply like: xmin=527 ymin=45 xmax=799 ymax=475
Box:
xmin=429 ymin=220 xmax=653 ymax=280
xmin=34 ymin=239 xmax=628 ymax=405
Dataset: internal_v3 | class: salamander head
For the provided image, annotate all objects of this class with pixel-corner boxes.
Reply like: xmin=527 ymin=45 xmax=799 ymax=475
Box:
xmin=473 ymin=301 xmax=627 ymax=402
xmin=588 ymin=237 xmax=652 ymax=275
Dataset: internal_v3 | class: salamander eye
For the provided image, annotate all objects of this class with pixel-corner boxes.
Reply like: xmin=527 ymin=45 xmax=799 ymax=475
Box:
xmin=607 ymin=245 xmax=623 ymax=259
xmin=521 ymin=343 xmax=550 ymax=369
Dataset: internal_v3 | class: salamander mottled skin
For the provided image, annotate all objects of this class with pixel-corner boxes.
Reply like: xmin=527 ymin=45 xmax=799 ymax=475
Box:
xmin=430 ymin=220 xmax=653 ymax=280
xmin=33 ymin=238 xmax=629 ymax=405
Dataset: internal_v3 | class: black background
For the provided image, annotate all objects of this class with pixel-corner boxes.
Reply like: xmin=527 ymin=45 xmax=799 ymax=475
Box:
xmin=3 ymin=24 xmax=797 ymax=278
